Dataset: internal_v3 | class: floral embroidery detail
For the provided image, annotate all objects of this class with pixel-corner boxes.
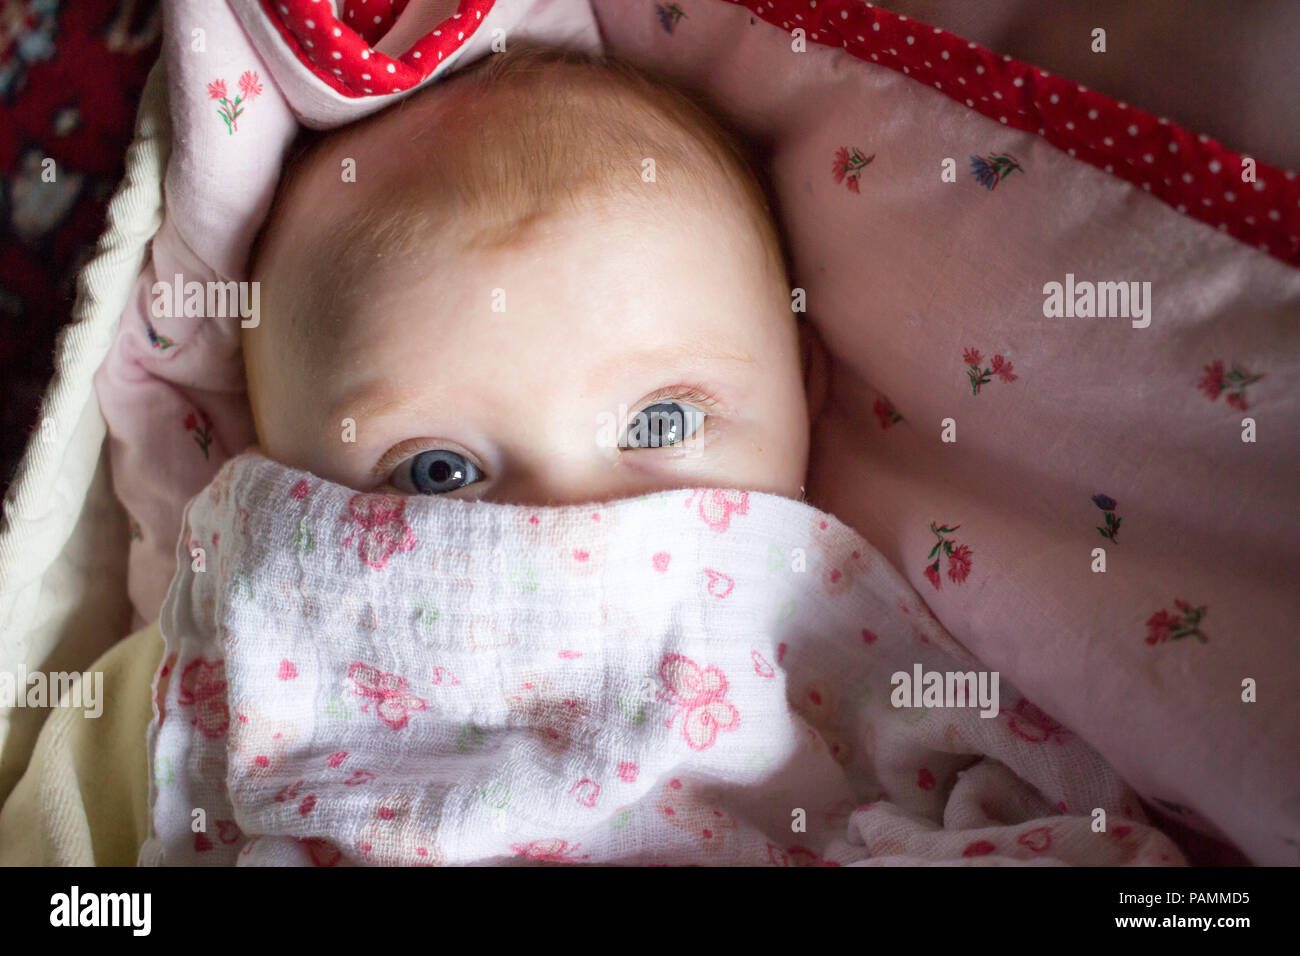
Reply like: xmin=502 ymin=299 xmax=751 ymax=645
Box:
xmin=183 ymin=410 xmax=214 ymax=459
xmin=1092 ymin=493 xmax=1122 ymax=543
xmin=767 ymin=843 xmax=841 ymax=867
xmin=274 ymin=778 xmax=305 ymax=803
xmin=340 ymin=493 xmax=416 ymax=569
xmin=656 ymin=653 xmax=740 ymax=751
xmin=924 ymin=522 xmax=972 ymax=590
xmin=568 ymin=778 xmax=600 ymax=808
xmin=346 ymin=661 xmax=427 ymax=730
xmin=1017 ymin=826 xmax=1052 ymax=853
xmin=413 ymin=599 xmax=440 ymax=626
xmin=685 ymin=488 xmax=749 ymax=531
xmin=128 ymin=519 xmax=142 ymax=542
xmin=609 ymin=806 xmax=633 ymax=831
xmin=1197 ymin=359 xmax=1262 ymax=411
xmin=208 ymin=71 xmax=262 ymax=135
xmin=963 ymin=348 xmax=1017 ymax=394
xmin=146 ymin=324 xmax=174 ymax=350
xmin=293 ymin=518 xmax=316 ymax=553
xmin=832 ymin=146 xmax=875 ymax=193
xmin=511 ymin=838 xmax=589 ymax=863
xmin=655 ymin=2 xmax=687 ymax=33
xmin=873 ymin=396 xmax=903 ymax=429
xmin=703 ymin=568 xmax=735 ymax=598
xmin=1145 ymin=600 xmax=1209 ymax=645
xmin=430 ymin=666 xmax=458 ymax=686
xmin=177 ymin=658 xmax=228 ymax=739
xmin=1004 ymin=697 xmax=1068 ymax=744
xmin=296 ymin=837 xmax=342 ymax=867
xmin=970 ymin=152 xmax=1023 ymax=190
xmin=216 ymin=819 xmax=242 ymax=845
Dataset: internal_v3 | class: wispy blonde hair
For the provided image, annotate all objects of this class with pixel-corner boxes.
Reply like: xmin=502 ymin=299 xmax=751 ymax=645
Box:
xmin=246 ymin=42 xmax=792 ymax=388
xmin=251 ymin=41 xmax=787 ymax=277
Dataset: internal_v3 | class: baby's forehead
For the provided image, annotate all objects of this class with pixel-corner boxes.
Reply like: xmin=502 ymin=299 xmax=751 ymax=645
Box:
xmin=265 ymin=206 xmax=777 ymax=415
xmin=265 ymin=51 xmax=772 ymax=257
xmin=250 ymin=51 xmax=788 ymax=364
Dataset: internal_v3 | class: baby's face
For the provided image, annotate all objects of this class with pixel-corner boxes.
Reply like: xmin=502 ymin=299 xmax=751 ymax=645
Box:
xmin=245 ymin=89 xmax=810 ymax=507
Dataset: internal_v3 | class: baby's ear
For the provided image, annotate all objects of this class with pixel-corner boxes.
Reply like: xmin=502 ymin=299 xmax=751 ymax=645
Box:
xmin=798 ymin=318 xmax=831 ymax=424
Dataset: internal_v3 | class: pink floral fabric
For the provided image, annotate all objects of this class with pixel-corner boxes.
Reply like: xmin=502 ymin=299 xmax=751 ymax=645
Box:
xmin=86 ymin=0 xmax=1297 ymax=867
xmin=140 ymin=452 xmax=1185 ymax=866
xmin=586 ymin=0 xmax=1300 ymax=865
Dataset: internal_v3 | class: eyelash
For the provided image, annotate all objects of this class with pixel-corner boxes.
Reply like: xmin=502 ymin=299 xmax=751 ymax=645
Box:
xmin=372 ymin=437 xmax=481 ymax=484
xmin=630 ymin=384 xmax=720 ymax=420
xmin=618 ymin=384 xmax=718 ymax=451
xmin=372 ymin=385 xmax=722 ymax=484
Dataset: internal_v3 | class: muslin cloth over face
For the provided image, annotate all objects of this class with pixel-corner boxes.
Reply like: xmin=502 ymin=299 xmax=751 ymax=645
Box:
xmin=138 ymin=452 xmax=1185 ymax=866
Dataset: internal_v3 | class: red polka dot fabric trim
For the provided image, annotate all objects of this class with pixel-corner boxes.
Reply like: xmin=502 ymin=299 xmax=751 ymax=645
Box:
xmin=259 ymin=0 xmax=493 ymax=98
xmin=257 ymin=0 xmax=1299 ymax=267
xmin=730 ymin=0 xmax=1300 ymax=268
xmin=344 ymin=0 xmax=410 ymax=47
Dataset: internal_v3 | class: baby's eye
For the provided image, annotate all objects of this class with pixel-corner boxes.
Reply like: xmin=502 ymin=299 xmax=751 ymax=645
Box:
xmin=620 ymin=401 xmax=705 ymax=449
xmin=390 ymin=449 xmax=483 ymax=495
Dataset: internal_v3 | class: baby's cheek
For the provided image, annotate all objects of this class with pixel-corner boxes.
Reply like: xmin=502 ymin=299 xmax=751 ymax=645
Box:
xmin=727 ymin=412 xmax=809 ymax=498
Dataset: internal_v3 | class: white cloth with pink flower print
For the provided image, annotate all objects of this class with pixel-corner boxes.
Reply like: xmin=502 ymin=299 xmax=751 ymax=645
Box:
xmin=138 ymin=452 xmax=1186 ymax=866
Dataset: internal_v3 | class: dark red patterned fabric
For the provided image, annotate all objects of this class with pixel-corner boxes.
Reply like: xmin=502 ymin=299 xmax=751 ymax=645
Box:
xmin=0 ymin=0 xmax=160 ymax=493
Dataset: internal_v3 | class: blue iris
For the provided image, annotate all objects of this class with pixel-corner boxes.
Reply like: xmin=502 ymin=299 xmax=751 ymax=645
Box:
xmin=621 ymin=402 xmax=702 ymax=448
xmin=1092 ymin=494 xmax=1117 ymax=511
xmin=410 ymin=450 xmax=480 ymax=495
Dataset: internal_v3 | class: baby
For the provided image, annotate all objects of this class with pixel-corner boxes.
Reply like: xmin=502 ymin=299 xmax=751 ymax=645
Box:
xmin=17 ymin=44 xmax=926 ymax=872
xmin=0 ymin=34 xmax=1215 ymax=874
xmin=243 ymin=43 xmax=827 ymax=507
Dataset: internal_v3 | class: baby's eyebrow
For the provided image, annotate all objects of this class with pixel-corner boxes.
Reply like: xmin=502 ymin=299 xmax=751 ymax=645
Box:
xmin=329 ymin=347 xmax=754 ymax=425
xmin=328 ymin=386 xmax=418 ymax=426
xmin=584 ymin=345 xmax=755 ymax=389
